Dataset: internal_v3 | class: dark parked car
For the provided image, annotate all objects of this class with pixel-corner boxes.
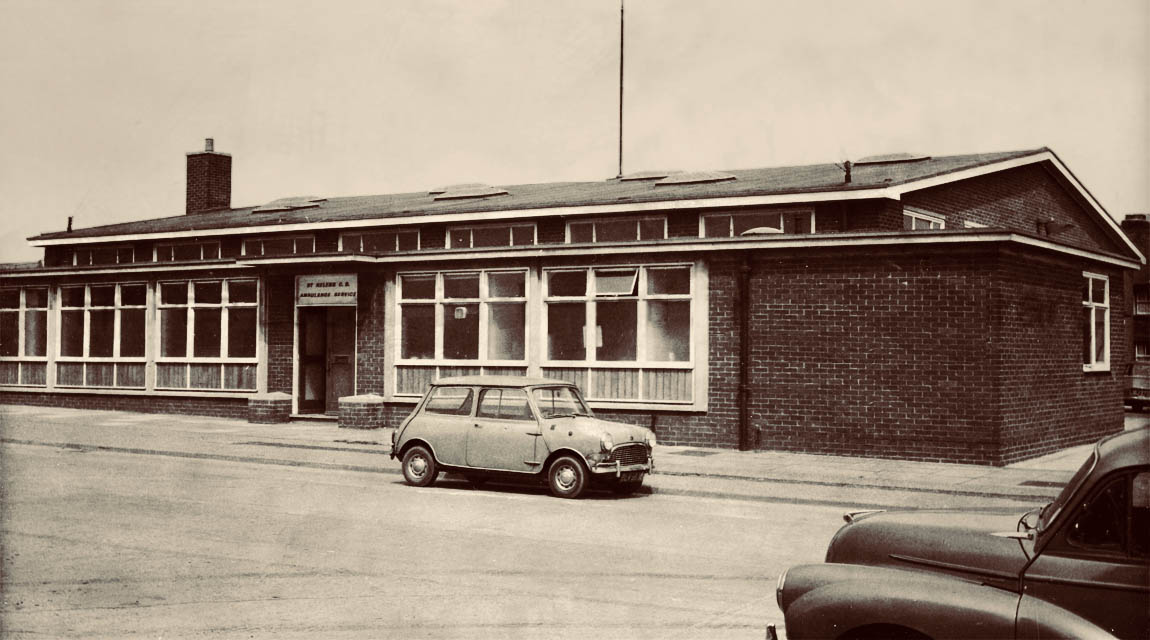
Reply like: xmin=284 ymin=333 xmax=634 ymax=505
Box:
xmin=773 ymin=427 xmax=1149 ymax=640
xmin=390 ymin=376 xmax=655 ymax=499
xmin=1126 ymin=362 xmax=1149 ymax=412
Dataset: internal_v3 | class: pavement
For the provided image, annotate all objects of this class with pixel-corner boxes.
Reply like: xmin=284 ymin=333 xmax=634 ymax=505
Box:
xmin=2 ymin=404 xmax=1147 ymax=510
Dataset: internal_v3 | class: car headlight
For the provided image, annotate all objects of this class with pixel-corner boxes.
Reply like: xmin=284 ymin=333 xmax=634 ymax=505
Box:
xmin=645 ymin=430 xmax=656 ymax=448
xmin=600 ymin=433 xmax=614 ymax=452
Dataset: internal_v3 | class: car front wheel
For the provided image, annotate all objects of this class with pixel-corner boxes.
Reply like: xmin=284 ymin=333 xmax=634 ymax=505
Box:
xmin=402 ymin=445 xmax=438 ymax=487
xmin=547 ymin=455 xmax=588 ymax=499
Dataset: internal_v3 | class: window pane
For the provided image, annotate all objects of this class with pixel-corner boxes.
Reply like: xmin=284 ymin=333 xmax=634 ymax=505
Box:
xmin=471 ymin=226 xmax=509 ymax=247
xmin=156 ymin=246 xmax=174 ymax=262
xmin=903 ymin=215 xmax=916 ymax=231
xmin=596 ymin=300 xmax=637 ymax=361
xmin=511 ymin=225 xmax=534 ymax=246
xmin=202 ymin=242 xmax=221 ymax=259
xmin=262 ymin=237 xmax=294 ymax=255
xmin=1091 ymin=278 xmax=1106 ymax=305
xmin=704 ymin=215 xmax=732 ymax=238
xmin=1095 ymin=311 xmax=1106 ymax=363
xmin=229 ymin=280 xmax=257 ymax=304
xmin=595 ymin=269 xmax=637 ymax=296
xmin=243 ymin=240 xmax=263 ymax=256
xmin=88 ymin=310 xmax=114 ymax=357
xmin=401 ymin=275 xmax=435 ymax=300
xmin=488 ymin=303 xmax=525 ymax=360
xmin=424 ymin=387 xmax=473 ymax=416
xmin=443 ymin=302 xmax=479 ymax=359
xmin=59 ymin=310 xmax=84 ymax=356
xmin=227 ymin=308 xmax=257 ymax=358
xmin=647 ymin=301 xmax=690 ymax=361
xmin=1083 ymin=307 xmax=1093 ymax=364
xmin=0 ymin=312 xmax=16 ymax=356
xmin=120 ymin=284 xmax=146 ymax=306
xmin=1082 ymin=278 xmax=1091 ymax=303
xmin=499 ymin=388 xmax=534 ymax=420
xmin=639 ymin=218 xmax=664 ymax=240
xmin=92 ymin=247 xmax=117 ymax=265
xmin=193 ymin=308 xmax=222 ymax=357
xmin=364 ymin=232 xmax=394 ymax=252
xmin=569 ymin=223 xmax=593 ymax=243
xmin=548 ymin=302 xmax=585 ymax=360
xmin=784 ymin=212 xmax=813 ymax=234
xmin=24 ymin=310 xmax=46 ymax=357
xmin=293 ymin=237 xmax=315 ymax=254
xmin=488 ymin=272 xmax=525 ymax=298
xmin=160 ymin=308 xmax=188 ymax=357
xmin=401 ymin=305 xmax=434 ymax=359
xmin=174 ymin=243 xmax=202 ymax=261
xmin=548 ymin=271 xmax=586 ymax=297
xmin=194 ymin=281 xmax=222 ymax=304
xmin=397 ymin=231 xmax=419 ymax=251
xmin=444 ymin=274 xmax=479 ymax=299
xmin=450 ymin=229 xmax=471 ymax=248
xmin=0 ymin=291 xmax=17 ymax=309
xmin=25 ymin=288 xmax=48 ymax=308
xmin=116 ymin=247 xmax=134 ymax=264
xmin=733 ymin=212 xmax=782 ymax=236
xmin=341 ymin=234 xmax=363 ymax=252
xmin=596 ymin=219 xmax=637 ymax=242
xmin=648 ymin=267 xmax=691 ymax=295
xmin=61 ymin=287 xmax=85 ymax=307
xmin=90 ymin=286 xmax=115 ymax=307
xmin=161 ymin=282 xmax=188 ymax=305
xmin=913 ymin=217 xmax=933 ymax=230
xmin=477 ymin=389 xmax=502 ymax=418
xmin=1066 ymin=477 xmax=1126 ymax=551
xmin=119 ymin=309 xmax=145 ymax=357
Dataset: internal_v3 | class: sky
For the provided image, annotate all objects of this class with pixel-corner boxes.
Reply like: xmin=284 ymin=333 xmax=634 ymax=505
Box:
xmin=0 ymin=0 xmax=1147 ymax=263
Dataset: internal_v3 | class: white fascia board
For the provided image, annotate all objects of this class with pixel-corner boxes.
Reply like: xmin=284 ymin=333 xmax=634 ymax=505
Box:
xmin=28 ymin=187 xmax=903 ymax=247
xmin=237 ymin=233 xmax=1143 ymax=270
xmin=0 ymin=262 xmax=256 ymax=279
xmin=894 ymin=149 xmax=1146 ymax=265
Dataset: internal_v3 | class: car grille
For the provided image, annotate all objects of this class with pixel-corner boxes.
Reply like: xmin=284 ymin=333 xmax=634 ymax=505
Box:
xmin=607 ymin=443 xmax=648 ymax=466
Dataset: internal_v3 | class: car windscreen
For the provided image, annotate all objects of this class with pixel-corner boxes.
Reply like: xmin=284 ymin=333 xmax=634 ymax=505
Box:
xmin=532 ymin=386 xmax=591 ymax=419
xmin=423 ymin=386 xmax=474 ymax=416
xmin=1040 ymin=448 xmax=1098 ymax=531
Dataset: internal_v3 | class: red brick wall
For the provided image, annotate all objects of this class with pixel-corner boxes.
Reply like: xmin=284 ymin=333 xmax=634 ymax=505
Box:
xmin=265 ymin=274 xmax=295 ymax=394
xmin=0 ymin=391 xmax=248 ymax=419
xmin=186 ymin=152 xmax=231 ymax=214
xmin=355 ymin=270 xmax=388 ymax=395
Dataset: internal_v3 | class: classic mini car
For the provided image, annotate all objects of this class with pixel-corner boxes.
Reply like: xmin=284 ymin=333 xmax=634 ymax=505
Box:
xmin=390 ymin=376 xmax=655 ymax=499
xmin=772 ymin=427 xmax=1149 ymax=640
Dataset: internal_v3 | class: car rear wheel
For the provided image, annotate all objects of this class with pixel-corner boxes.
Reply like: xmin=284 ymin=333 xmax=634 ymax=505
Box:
xmin=401 ymin=445 xmax=438 ymax=487
xmin=548 ymin=455 xmax=588 ymax=499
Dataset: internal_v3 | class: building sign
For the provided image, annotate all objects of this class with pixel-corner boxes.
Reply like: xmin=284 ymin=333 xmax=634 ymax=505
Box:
xmin=297 ymin=274 xmax=357 ymax=306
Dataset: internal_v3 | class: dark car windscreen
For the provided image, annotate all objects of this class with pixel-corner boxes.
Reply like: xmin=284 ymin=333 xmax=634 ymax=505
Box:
xmin=533 ymin=386 xmax=591 ymax=419
xmin=423 ymin=386 xmax=474 ymax=416
xmin=1040 ymin=448 xmax=1098 ymax=531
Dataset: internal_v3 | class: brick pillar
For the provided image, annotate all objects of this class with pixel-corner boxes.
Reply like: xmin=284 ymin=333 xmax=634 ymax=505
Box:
xmin=339 ymin=394 xmax=384 ymax=429
xmin=248 ymin=392 xmax=292 ymax=424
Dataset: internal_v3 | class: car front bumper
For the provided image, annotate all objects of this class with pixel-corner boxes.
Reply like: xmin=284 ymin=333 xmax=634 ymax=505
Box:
xmin=589 ymin=459 xmax=653 ymax=477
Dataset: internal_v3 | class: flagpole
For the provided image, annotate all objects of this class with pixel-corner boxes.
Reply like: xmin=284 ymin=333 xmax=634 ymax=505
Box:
xmin=617 ymin=0 xmax=625 ymax=178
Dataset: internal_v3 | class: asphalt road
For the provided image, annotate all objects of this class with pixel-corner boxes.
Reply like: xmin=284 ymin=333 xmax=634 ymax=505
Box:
xmin=2 ymin=442 xmax=848 ymax=639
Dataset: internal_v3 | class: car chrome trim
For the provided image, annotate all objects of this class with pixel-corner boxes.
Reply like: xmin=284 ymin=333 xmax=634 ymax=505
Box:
xmin=1023 ymin=573 xmax=1150 ymax=593
xmin=843 ymin=510 xmax=885 ymax=524
xmin=889 ymin=553 xmax=1019 ymax=581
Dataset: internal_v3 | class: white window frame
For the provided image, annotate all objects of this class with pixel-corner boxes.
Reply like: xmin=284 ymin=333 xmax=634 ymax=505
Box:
xmin=339 ymin=229 xmax=421 ymax=252
xmin=242 ymin=235 xmax=316 ymax=256
xmin=55 ymin=282 xmax=148 ymax=389
xmin=903 ymin=208 xmax=945 ymax=230
xmin=395 ymin=269 xmax=530 ymax=367
xmin=154 ymin=240 xmax=222 ymax=262
xmin=698 ymin=209 xmax=815 ymax=237
xmin=566 ymin=215 xmax=667 ymax=243
xmin=1083 ymin=271 xmax=1110 ymax=372
xmin=1133 ymin=285 xmax=1149 ymax=316
xmin=155 ymin=278 xmax=260 ymax=391
xmin=446 ymin=223 xmax=537 ymax=248
xmin=0 ymin=287 xmax=49 ymax=387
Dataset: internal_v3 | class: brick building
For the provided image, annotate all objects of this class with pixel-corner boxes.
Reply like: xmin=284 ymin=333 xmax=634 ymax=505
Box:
xmin=0 ymin=143 xmax=1143 ymax=464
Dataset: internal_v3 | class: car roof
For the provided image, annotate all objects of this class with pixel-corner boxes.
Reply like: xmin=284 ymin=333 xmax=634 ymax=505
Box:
xmin=1094 ymin=426 xmax=1149 ymax=474
xmin=433 ymin=375 xmax=575 ymax=388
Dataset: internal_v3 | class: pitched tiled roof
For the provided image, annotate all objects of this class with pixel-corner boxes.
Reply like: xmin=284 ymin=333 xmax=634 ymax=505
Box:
xmin=31 ymin=149 xmax=1044 ymax=241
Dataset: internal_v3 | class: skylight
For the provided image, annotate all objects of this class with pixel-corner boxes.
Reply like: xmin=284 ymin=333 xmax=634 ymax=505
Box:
xmin=854 ymin=153 xmax=931 ymax=165
xmin=654 ymin=171 xmax=737 ymax=186
xmin=430 ymin=183 xmax=509 ymax=200
xmin=252 ymin=196 xmax=326 ymax=214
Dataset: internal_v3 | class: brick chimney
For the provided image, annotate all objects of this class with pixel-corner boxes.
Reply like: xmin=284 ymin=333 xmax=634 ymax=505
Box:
xmin=186 ymin=138 xmax=231 ymax=214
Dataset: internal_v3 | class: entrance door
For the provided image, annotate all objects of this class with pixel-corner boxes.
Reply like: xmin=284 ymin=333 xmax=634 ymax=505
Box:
xmin=298 ymin=307 xmax=356 ymax=415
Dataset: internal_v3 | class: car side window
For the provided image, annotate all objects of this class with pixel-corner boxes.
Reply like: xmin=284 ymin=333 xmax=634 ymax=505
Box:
xmin=1065 ymin=473 xmax=1136 ymax=555
xmin=1130 ymin=472 xmax=1149 ymax=559
xmin=423 ymin=386 xmax=474 ymax=416
xmin=476 ymin=388 xmax=535 ymax=421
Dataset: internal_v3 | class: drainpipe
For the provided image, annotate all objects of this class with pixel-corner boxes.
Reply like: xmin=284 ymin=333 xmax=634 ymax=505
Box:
xmin=738 ymin=255 xmax=753 ymax=450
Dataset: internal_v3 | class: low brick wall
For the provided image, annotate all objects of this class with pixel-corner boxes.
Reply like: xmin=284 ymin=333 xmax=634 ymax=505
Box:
xmin=247 ymin=392 xmax=291 ymax=424
xmin=339 ymin=394 xmax=384 ymax=429
xmin=0 ymin=390 xmax=249 ymax=419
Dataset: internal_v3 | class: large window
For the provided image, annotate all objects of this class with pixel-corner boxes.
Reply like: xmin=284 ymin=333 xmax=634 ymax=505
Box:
xmin=701 ymin=210 xmax=813 ymax=237
xmin=67 ymin=246 xmax=135 ymax=266
xmin=903 ymin=209 xmax=945 ymax=230
xmin=568 ymin=216 xmax=665 ymax=243
xmin=155 ymin=241 xmax=222 ymax=262
xmin=56 ymin=283 xmax=147 ymax=388
xmin=1083 ymin=273 xmax=1109 ymax=371
xmin=0 ymin=287 xmax=48 ymax=386
xmin=340 ymin=230 xmax=419 ymax=253
xmin=157 ymin=279 xmax=258 ymax=390
xmin=447 ymin=224 xmax=535 ymax=248
xmin=243 ymin=235 xmax=315 ymax=256
xmin=398 ymin=270 xmax=527 ymax=363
